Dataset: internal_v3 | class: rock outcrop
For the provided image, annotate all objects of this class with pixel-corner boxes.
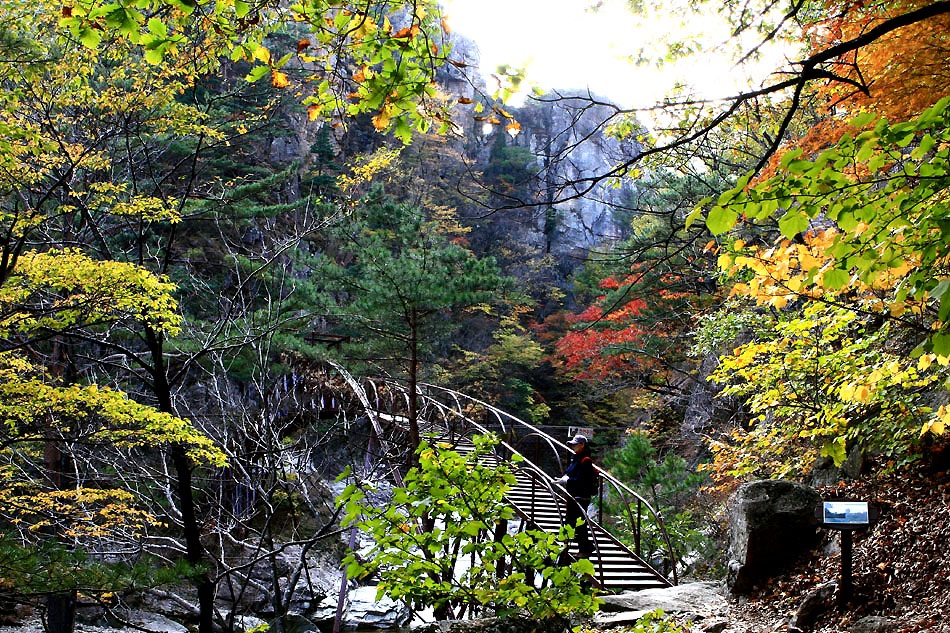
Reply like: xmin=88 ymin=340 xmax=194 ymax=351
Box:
xmin=515 ymin=92 xmax=641 ymax=262
xmin=343 ymin=586 xmax=411 ymax=629
xmin=726 ymin=480 xmax=822 ymax=594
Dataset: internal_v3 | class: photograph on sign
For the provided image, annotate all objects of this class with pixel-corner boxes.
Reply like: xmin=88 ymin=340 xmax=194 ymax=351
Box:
xmin=823 ymin=501 xmax=869 ymax=525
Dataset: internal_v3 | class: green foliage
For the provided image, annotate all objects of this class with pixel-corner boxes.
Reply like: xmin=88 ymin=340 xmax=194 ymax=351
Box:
xmin=483 ymin=132 xmax=537 ymax=193
xmin=315 ymin=189 xmax=506 ymax=378
xmin=56 ymin=0 xmax=450 ymax=138
xmin=707 ymin=301 xmax=942 ymax=480
xmin=700 ymin=97 xmax=950 ymax=353
xmin=454 ymin=314 xmax=551 ymax=423
xmin=0 ymin=534 xmax=196 ymax=598
xmin=303 ymin=125 xmax=342 ymax=200
xmin=571 ymin=257 xmax=612 ymax=307
xmin=691 ymin=301 xmax=769 ymax=358
xmin=602 ymin=432 xmax=711 ymax=570
xmin=629 ymin=609 xmax=688 ymax=633
xmin=337 ymin=435 xmax=600 ymax=618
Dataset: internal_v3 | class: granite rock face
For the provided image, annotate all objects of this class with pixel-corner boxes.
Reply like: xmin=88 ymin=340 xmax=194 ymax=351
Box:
xmin=517 ymin=93 xmax=641 ymax=259
xmin=727 ymin=480 xmax=822 ymax=594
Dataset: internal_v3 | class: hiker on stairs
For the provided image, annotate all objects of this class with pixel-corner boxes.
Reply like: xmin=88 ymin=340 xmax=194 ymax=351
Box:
xmin=555 ymin=434 xmax=596 ymax=565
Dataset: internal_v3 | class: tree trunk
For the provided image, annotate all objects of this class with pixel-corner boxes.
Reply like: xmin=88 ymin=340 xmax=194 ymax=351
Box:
xmin=408 ymin=309 xmax=420 ymax=468
xmin=146 ymin=326 xmax=215 ymax=633
xmin=45 ymin=594 xmax=76 ymax=633
xmin=44 ymin=339 xmax=76 ymax=633
xmin=169 ymin=445 xmax=215 ymax=633
xmin=43 ymin=441 xmax=76 ymax=633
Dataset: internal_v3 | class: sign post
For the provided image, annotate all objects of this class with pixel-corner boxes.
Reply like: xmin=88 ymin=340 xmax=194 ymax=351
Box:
xmin=815 ymin=500 xmax=878 ymax=607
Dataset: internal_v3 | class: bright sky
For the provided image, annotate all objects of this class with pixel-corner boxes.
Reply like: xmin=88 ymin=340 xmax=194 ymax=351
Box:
xmin=440 ymin=0 xmax=794 ymax=109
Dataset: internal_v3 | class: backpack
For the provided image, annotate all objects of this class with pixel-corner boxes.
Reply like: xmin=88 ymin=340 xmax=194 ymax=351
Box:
xmin=581 ymin=456 xmax=599 ymax=497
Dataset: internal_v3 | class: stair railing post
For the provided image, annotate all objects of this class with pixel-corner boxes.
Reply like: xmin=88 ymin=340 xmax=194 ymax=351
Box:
xmin=636 ymin=498 xmax=642 ymax=558
xmin=597 ymin=474 xmax=603 ymax=524
xmin=493 ymin=517 xmax=509 ymax=580
xmin=530 ymin=469 xmax=536 ymax=522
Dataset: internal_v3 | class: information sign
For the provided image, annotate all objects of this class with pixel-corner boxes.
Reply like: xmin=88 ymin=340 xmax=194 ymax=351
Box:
xmin=822 ymin=501 xmax=869 ymax=526
xmin=815 ymin=499 xmax=878 ymax=608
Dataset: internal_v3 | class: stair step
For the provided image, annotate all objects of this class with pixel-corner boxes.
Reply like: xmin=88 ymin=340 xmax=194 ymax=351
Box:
xmin=431 ymin=430 xmax=672 ymax=591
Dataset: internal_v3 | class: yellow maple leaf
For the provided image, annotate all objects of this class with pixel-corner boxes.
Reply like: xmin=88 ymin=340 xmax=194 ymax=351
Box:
xmin=771 ymin=294 xmax=789 ymax=309
xmin=839 ymin=383 xmax=855 ymax=401
xmin=921 ymin=417 xmax=947 ymax=437
xmin=253 ymin=46 xmax=271 ymax=64
xmin=853 ymin=384 xmax=871 ymax=402
xmin=271 ymin=70 xmax=289 ymax=88
xmin=353 ymin=15 xmax=377 ymax=39
xmin=371 ymin=104 xmax=392 ymax=130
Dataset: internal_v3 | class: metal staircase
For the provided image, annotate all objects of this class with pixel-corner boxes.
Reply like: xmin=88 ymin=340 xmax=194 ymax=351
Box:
xmin=448 ymin=436 xmax=672 ymax=591
xmin=361 ymin=379 xmax=678 ymax=590
xmin=313 ymin=369 xmax=677 ymax=596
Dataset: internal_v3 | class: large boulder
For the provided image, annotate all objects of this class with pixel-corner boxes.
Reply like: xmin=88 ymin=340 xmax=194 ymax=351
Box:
xmin=596 ymin=582 xmax=727 ymax=626
xmin=343 ymin=586 xmax=410 ymax=630
xmin=727 ymin=480 xmax=821 ymax=594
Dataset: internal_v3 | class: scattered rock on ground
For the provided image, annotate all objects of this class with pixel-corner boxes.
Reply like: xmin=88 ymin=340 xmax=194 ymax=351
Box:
xmin=727 ymin=480 xmax=821 ymax=594
xmin=700 ymin=619 xmax=730 ymax=633
xmin=413 ymin=616 xmax=570 ymax=633
xmin=850 ymin=616 xmax=896 ymax=633
xmin=115 ymin=611 xmax=188 ymax=633
xmin=788 ymin=582 xmax=836 ymax=632
xmin=16 ymin=611 xmax=188 ymax=633
xmin=219 ymin=611 xmax=268 ymax=633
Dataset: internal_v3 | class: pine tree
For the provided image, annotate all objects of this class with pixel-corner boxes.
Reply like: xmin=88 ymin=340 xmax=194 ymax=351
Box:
xmin=315 ymin=190 xmax=506 ymax=461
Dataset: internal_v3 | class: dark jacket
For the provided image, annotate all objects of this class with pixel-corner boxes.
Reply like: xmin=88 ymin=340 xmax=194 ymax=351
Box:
xmin=563 ymin=446 xmax=596 ymax=499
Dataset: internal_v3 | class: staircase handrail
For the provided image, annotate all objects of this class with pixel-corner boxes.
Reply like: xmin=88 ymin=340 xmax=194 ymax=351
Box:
xmin=415 ymin=402 xmax=612 ymax=587
xmin=415 ymin=381 xmax=679 ymax=585
xmin=512 ymin=431 xmax=566 ymax=475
